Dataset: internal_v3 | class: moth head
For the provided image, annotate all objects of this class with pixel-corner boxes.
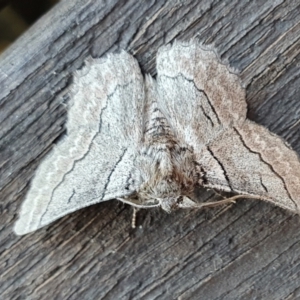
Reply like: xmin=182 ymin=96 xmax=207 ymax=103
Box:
xmin=160 ymin=195 xmax=197 ymax=213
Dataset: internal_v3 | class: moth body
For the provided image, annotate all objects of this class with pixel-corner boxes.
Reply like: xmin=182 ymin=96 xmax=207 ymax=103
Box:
xmin=133 ymin=141 xmax=201 ymax=212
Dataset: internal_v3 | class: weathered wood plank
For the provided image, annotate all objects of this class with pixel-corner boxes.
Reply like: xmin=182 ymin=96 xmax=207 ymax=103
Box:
xmin=1 ymin=0 xmax=300 ymax=299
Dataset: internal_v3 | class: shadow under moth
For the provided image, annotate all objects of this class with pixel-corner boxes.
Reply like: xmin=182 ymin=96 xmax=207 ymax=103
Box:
xmin=14 ymin=41 xmax=300 ymax=235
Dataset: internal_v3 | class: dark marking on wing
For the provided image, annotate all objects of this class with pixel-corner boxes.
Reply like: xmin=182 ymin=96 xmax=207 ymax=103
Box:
xmin=101 ymin=148 xmax=128 ymax=200
xmin=206 ymin=146 xmax=233 ymax=191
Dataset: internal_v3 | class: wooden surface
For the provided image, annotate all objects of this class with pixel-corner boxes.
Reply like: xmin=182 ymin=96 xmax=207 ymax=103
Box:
xmin=1 ymin=0 xmax=300 ymax=299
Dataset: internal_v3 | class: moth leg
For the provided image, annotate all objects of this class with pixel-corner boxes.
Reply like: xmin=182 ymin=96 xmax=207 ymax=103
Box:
xmin=116 ymin=197 xmax=160 ymax=208
xmin=212 ymin=190 xmax=227 ymax=199
xmin=131 ymin=207 xmax=139 ymax=228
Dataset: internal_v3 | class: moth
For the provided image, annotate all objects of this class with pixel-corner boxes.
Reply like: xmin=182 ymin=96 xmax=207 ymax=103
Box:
xmin=14 ymin=41 xmax=300 ymax=235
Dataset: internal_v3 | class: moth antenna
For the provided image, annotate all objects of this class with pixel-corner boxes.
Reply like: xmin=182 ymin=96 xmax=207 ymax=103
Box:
xmin=196 ymin=194 xmax=273 ymax=209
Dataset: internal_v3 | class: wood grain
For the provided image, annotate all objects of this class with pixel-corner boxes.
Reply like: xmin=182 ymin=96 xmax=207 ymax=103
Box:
xmin=1 ymin=0 xmax=300 ymax=299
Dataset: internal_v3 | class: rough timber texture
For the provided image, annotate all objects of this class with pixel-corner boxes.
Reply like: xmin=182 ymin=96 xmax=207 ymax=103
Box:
xmin=1 ymin=0 xmax=300 ymax=299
